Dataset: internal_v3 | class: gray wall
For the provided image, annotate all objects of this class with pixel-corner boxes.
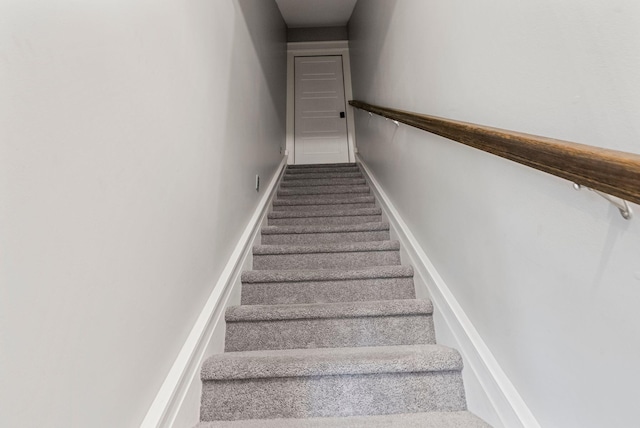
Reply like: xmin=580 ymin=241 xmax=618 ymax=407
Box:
xmin=0 ymin=0 xmax=286 ymax=426
xmin=349 ymin=0 xmax=640 ymax=427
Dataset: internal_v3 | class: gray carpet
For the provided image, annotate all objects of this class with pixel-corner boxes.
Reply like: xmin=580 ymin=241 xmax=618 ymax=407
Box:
xmin=195 ymin=411 xmax=489 ymax=427
xmin=197 ymin=163 xmax=491 ymax=426
xmin=268 ymin=207 xmax=382 ymax=226
xmin=240 ymin=266 xmax=416 ymax=305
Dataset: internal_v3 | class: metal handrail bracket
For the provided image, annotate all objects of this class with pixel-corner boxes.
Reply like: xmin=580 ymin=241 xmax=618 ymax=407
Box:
xmin=573 ymin=184 xmax=633 ymax=220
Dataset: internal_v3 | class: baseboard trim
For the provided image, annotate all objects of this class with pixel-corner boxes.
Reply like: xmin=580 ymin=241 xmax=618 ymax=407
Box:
xmin=356 ymin=155 xmax=540 ymax=428
xmin=140 ymin=157 xmax=288 ymax=428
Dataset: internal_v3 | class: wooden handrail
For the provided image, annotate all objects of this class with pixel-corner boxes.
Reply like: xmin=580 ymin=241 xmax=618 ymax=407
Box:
xmin=350 ymin=100 xmax=640 ymax=206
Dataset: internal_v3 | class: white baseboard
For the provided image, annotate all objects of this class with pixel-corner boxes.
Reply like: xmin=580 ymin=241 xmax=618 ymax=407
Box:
xmin=140 ymin=157 xmax=287 ymax=428
xmin=356 ymin=155 xmax=540 ymax=428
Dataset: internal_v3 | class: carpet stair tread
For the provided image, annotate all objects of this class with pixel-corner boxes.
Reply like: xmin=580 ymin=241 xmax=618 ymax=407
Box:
xmin=240 ymin=266 xmax=416 ymax=305
xmin=241 ymin=265 xmax=413 ymax=283
xmin=201 ymin=344 xmax=462 ymax=380
xmin=254 ymin=240 xmax=400 ymax=255
xmin=278 ymin=185 xmax=370 ymax=197
xmin=283 ymin=172 xmax=363 ymax=180
xmin=269 ymin=207 xmax=382 ymax=219
xmin=273 ymin=195 xmax=375 ymax=205
xmin=261 ymin=222 xmax=390 ymax=245
xmin=277 ymin=194 xmax=371 ymax=204
xmin=195 ymin=411 xmax=491 ymax=428
xmin=287 ymin=163 xmax=357 ymax=169
xmin=273 ymin=204 xmax=377 ymax=213
xmin=224 ymin=299 xmax=436 ymax=352
xmin=272 ymin=196 xmax=376 ymax=211
xmin=268 ymin=208 xmax=382 ymax=226
xmin=281 ymin=178 xmax=367 ymax=187
xmin=262 ymin=222 xmax=388 ymax=235
xmin=252 ymin=241 xmax=401 ymax=270
xmin=226 ymin=299 xmax=433 ymax=322
xmin=286 ymin=167 xmax=361 ymax=174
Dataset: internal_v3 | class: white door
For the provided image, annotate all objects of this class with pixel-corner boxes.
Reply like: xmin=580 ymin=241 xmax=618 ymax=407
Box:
xmin=294 ymin=56 xmax=349 ymax=164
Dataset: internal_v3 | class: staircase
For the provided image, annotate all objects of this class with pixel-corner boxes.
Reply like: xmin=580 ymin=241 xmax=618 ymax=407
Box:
xmin=196 ymin=163 xmax=490 ymax=427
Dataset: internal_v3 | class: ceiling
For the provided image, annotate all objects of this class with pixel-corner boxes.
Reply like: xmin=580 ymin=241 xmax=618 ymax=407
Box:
xmin=275 ymin=0 xmax=359 ymax=28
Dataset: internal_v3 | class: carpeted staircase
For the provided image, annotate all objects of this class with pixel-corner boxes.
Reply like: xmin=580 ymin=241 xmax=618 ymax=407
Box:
xmin=196 ymin=163 xmax=491 ymax=427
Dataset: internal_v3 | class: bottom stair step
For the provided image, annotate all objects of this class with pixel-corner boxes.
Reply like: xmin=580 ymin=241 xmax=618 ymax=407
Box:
xmin=200 ymin=344 xmax=466 ymax=421
xmin=195 ymin=411 xmax=491 ymax=427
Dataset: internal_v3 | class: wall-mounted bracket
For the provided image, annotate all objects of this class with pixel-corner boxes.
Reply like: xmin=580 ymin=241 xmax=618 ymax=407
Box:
xmin=382 ymin=117 xmax=400 ymax=127
xmin=573 ymin=183 xmax=633 ymax=220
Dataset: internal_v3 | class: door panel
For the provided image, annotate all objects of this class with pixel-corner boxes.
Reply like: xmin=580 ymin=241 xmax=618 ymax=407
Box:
xmin=294 ymin=56 xmax=349 ymax=165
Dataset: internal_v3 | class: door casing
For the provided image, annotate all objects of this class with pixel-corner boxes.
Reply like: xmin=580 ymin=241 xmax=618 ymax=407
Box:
xmin=286 ymin=41 xmax=357 ymax=165
xmin=294 ymin=55 xmax=349 ymax=165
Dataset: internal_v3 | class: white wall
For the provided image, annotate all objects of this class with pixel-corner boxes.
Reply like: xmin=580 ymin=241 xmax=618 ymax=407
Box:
xmin=0 ymin=1 xmax=286 ymax=427
xmin=349 ymin=1 xmax=640 ymax=427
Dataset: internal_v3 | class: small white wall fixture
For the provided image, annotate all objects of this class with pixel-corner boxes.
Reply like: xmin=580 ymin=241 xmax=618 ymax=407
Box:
xmin=286 ymin=41 xmax=357 ymax=164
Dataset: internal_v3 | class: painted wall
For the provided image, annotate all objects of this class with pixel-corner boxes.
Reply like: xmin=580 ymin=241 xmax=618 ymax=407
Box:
xmin=0 ymin=1 xmax=286 ymax=427
xmin=349 ymin=1 xmax=640 ymax=427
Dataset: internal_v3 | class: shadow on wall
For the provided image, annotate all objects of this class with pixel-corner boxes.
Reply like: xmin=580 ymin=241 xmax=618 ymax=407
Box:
xmin=237 ymin=0 xmax=288 ymax=128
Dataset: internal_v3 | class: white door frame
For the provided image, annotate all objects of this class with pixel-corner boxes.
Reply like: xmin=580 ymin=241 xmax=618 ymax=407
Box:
xmin=286 ymin=41 xmax=357 ymax=165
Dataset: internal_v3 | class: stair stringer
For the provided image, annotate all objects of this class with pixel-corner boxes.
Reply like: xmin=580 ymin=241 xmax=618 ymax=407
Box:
xmin=140 ymin=157 xmax=288 ymax=428
xmin=356 ymin=155 xmax=541 ymax=428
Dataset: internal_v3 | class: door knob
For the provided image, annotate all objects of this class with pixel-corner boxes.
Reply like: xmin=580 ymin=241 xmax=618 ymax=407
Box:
xmin=340 ymin=112 xmax=345 ymax=118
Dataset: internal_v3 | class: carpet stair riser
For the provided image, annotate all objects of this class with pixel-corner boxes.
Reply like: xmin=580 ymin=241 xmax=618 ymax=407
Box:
xmin=280 ymin=178 xmax=367 ymax=187
xmin=283 ymin=172 xmax=363 ymax=180
xmin=275 ymin=195 xmax=372 ymax=205
xmin=273 ymin=194 xmax=375 ymax=212
xmin=269 ymin=207 xmax=381 ymax=220
xmin=269 ymin=214 xmax=382 ymax=226
xmin=272 ymin=202 xmax=376 ymax=212
xmin=285 ymin=167 xmax=361 ymax=175
xmin=225 ymin=315 xmax=435 ymax=352
xmin=287 ymin=163 xmax=358 ymax=169
xmin=278 ymin=185 xmax=370 ymax=197
xmin=277 ymin=193 xmax=371 ymax=204
xmin=200 ymin=371 xmax=466 ymax=421
xmin=240 ymin=266 xmax=416 ymax=305
xmin=261 ymin=229 xmax=389 ymax=245
xmin=241 ymin=276 xmax=416 ymax=305
xmin=253 ymin=249 xmax=401 ymax=270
